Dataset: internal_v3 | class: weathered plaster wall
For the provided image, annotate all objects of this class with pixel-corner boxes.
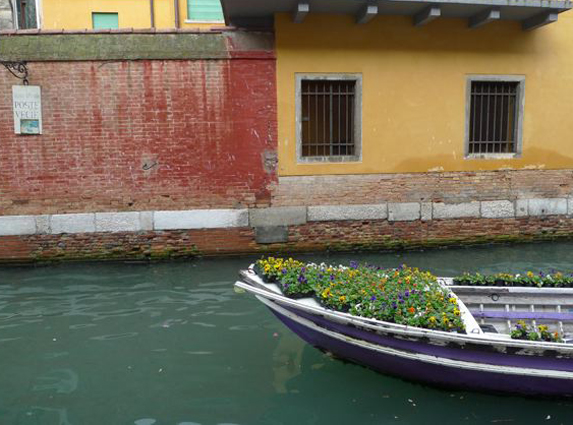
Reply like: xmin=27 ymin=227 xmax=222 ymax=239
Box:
xmin=41 ymin=0 xmax=222 ymax=30
xmin=42 ymin=0 xmax=155 ymax=30
xmin=0 ymin=0 xmax=14 ymax=29
xmin=275 ymin=13 xmax=573 ymax=176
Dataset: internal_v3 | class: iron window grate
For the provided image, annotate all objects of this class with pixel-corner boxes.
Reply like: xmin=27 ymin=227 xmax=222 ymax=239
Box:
xmin=301 ymin=80 xmax=356 ymax=157
xmin=469 ymin=81 xmax=520 ymax=154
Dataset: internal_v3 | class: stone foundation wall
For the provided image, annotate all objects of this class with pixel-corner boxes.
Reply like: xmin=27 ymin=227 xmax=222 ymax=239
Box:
xmin=2 ymin=215 xmax=573 ymax=263
xmin=1 ymin=190 xmax=573 ymax=262
xmin=271 ymin=170 xmax=573 ymax=206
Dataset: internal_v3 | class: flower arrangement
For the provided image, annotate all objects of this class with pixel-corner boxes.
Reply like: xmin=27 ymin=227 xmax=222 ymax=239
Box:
xmin=254 ymin=257 xmax=304 ymax=283
xmin=253 ymin=257 xmax=466 ymax=334
xmin=510 ymin=320 xmax=562 ymax=342
xmin=453 ymin=271 xmax=573 ymax=288
xmin=279 ymin=266 xmax=317 ymax=299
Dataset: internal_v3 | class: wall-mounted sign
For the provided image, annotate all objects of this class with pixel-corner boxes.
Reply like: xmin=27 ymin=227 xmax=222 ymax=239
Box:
xmin=12 ymin=85 xmax=42 ymax=135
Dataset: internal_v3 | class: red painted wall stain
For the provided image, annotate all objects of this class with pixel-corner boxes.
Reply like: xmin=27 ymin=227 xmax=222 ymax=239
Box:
xmin=0 ymin=56 xmax=277 ymax=214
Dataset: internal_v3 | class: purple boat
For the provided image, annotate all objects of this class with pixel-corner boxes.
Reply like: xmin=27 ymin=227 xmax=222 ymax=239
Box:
xmin=236 ymin=267 xmax=573 ymax=397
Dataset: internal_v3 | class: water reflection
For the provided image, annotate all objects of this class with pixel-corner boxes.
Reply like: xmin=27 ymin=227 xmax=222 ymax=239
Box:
xmin=271 ymin=331 xmax=305 ymax=394
xmin=32 ymin=369 xmax=78 ymax=394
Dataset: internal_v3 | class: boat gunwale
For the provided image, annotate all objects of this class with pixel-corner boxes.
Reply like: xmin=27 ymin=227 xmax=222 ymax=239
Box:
xmin=237 ymin=269 xmax=573 ymax=353
xmin=446 ymin=283 xmax=573 ymax=295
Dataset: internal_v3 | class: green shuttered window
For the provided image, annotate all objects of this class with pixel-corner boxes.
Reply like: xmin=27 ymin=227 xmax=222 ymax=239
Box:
xmin=187 ymin=0 xmax=224 ymax=22
xmin=92 ymin=13 xmax=119 ymax=29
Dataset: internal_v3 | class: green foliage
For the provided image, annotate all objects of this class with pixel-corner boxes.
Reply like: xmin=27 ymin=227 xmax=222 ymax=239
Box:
xmin=510 ymin=320 xmax=562 ymax=342
xmin=454 ymin=271 xmax=573 ymax=288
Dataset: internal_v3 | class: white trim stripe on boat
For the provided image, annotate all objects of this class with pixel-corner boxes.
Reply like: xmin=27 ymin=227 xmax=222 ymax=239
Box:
xmin=260 ymin=296 xmax=573 ymax=381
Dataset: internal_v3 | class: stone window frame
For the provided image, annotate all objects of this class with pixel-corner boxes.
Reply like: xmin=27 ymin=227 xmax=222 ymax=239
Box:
xmin=465 ymin=75 xmax=525 ymax=159
xmin=295 ymin=73 xmax=363 ymax=164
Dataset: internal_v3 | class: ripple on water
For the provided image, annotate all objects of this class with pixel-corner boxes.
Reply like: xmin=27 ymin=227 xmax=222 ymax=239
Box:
xmin=190 ymin=322 xmax=216 ymax=328
xmin=91 ymin=308 xmax=146 ymax=318
xmin=0 ymin=336 xmax=22 ymax=343
xmin=43 ymin=351 xmax=69 ymax=360
xmin=228 ymin=324 xmax=260 ymax=331
xmin=0 ymin=323 xmax=21 ymax=330
xmin=68 ymin=323 xmax=97 ymax=330
xmin=134 ymin=419 xmax=157 ymax=425
xmin=215 ymin=312 xmax=254 ymax=317
xmin=150 ymin=318 xmax=188 ymax=328
xmin=90 ymin=332 xmax=139 ymax=341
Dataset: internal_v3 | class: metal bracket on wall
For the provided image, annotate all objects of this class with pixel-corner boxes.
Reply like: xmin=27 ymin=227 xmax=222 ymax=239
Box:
xmin=0 ymin=60 xmax=29 ymax=85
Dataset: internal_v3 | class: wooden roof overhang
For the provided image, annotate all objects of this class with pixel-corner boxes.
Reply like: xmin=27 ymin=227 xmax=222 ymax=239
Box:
xmin=221 ymin=0 xmax=572 ymax=30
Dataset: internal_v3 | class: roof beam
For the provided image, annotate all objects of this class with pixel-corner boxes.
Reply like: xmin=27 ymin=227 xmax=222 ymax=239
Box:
xmin=413 ymin=5 xmax=441 ymax=27
xmin=293 ymin=2 xmax=309 ymax=24
xmin=468 ymin=8 xmax=500 ymax=29
xmin=356 ymin=4 xmax=378 ymax=24
xmin=522 ymin=11 xmax=558 ymax=31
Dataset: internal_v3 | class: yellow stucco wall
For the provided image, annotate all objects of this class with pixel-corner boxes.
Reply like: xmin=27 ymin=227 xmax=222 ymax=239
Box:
xmin=275 ymin=13 xmax=573 ymax=176
xmin=41 ymin=0 xmax=222 ymax=30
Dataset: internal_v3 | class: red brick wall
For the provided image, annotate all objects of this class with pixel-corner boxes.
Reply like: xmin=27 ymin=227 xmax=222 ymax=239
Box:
xmin=0 ymin=58 xmax=277 ymax=215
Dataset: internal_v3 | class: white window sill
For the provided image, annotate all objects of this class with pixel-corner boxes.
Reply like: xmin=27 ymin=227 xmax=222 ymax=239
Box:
xmin=297 ymin=155 xmax=362 ymax=164
xmin=185 ymin=19 xmax=225 ymax=24
xmin=465 ymin=153 xmax=519 ymax=160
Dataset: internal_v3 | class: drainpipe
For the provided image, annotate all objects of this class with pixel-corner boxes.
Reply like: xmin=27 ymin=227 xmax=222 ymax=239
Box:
xmin=149 ymin=0 xmax=155 ymax=28
xmin=35 ymin=0 xmax=42 ymax=29
xmin=174 ymin=0 xmax=180 ymax=28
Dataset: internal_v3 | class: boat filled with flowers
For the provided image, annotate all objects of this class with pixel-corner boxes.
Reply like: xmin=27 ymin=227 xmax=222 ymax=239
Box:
xmin=235 ymin=258 xmax=573 ymax=397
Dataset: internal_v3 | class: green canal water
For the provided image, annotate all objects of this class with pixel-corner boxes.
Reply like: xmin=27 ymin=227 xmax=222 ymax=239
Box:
xmin=1 ymin=242 xmax=573 ymax=425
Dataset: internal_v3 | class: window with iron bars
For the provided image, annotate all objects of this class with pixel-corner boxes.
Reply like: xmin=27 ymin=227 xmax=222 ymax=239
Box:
xmin=297 ymin=75 xmax=361 ymax=161
xmin=466 ymin=77 xmax=524 ymax=156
